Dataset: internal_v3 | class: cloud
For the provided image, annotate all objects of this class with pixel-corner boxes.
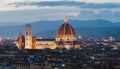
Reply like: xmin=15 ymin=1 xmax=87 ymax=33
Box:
xmin=0 ymin=0 xmax=120 ymax=25
xmin=7 ymin=1 xmax=120 ymax=9
xmin=1 ymin=0 xmax=120 ymax=4
xmin=74 ymin=0 xmax=120 ymax=3
xmin=74 ymin=10 xmax=120 ymax=22
xmin=0 ymin=6 xmax=80 ymax=23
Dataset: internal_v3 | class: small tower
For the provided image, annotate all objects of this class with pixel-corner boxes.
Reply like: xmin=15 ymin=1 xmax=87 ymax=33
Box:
xmin=25 ymin=24 xmax=32 ymax=49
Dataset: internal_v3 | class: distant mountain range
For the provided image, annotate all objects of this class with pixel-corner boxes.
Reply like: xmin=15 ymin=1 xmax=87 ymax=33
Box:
xmin=0 ymin=19 xmax=120 ymax=39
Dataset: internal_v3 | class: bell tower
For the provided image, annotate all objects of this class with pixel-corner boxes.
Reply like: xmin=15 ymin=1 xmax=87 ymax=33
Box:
xmin=25 ymin=24 xmax=32 ymax=49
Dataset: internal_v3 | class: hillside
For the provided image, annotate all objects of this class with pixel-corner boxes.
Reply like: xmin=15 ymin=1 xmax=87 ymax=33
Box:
xmin=0 ymin=19 xmax=120 ymax=39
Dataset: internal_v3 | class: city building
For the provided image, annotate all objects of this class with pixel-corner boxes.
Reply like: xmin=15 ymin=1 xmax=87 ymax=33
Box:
xmin=15 ymin=33 xmax=25 ymax=49
xmin=16 ymin=17 xmax=80 ymax=49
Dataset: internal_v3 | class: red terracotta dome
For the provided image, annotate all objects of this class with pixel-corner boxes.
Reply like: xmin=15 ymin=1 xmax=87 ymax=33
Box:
xmin=56 ymin=17 xmax=76 ymax=38
xmin=17 ymin=33 xmax=25 ymax=42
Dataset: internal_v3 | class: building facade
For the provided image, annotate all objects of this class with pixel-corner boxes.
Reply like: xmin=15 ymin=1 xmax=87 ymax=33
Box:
xmin=25 ymin=24 xmax=32 ymax=49
xmin=15 ymin=33 xmax=25 ymax=50
xmin=16 ymin=17 xmax=80 ymax=49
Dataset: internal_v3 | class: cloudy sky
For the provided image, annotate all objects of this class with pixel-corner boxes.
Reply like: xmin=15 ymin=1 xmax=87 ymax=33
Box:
xmin=0 ymin=0 xmax=120 ymax=26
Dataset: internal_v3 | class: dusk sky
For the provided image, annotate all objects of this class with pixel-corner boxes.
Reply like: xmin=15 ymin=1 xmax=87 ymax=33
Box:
xmin=0 ymin=0 xmax=120 ymax=26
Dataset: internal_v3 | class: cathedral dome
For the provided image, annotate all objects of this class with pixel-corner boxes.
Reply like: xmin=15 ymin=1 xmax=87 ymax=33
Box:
xmin=56 ymin=17 xmax=76 ymax=41
xmin=17 ymin=33 xmax=25 ymax=42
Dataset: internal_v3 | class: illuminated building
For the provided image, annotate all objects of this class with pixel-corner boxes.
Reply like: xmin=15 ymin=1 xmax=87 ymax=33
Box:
xmin=56 ymin=17 xmax=79 ymax=49
xmin=15 ymin=33 xmax=25 ymax=49
xmin=16 ymin=17 xmax=80 ymax=49
xmin=25 ymin=24 xmax=32 ymax=49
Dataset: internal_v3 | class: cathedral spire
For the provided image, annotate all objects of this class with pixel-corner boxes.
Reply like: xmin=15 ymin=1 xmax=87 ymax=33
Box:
xmin=64 ymin=17 xmax=68 ymax=23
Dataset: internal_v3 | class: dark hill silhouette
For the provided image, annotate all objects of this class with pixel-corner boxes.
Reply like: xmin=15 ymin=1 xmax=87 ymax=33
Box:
xmin=0 ymin=19 xmax=120 ymax=39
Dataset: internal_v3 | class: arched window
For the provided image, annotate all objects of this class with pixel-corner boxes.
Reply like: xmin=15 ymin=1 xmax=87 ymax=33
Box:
xmin=67 ymin=39 xmax=69 ymax=41
xmin=60 ymin=39 xmax=62 ymax=41
xmin=26 ymin=31 xmax=28 ymax=35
